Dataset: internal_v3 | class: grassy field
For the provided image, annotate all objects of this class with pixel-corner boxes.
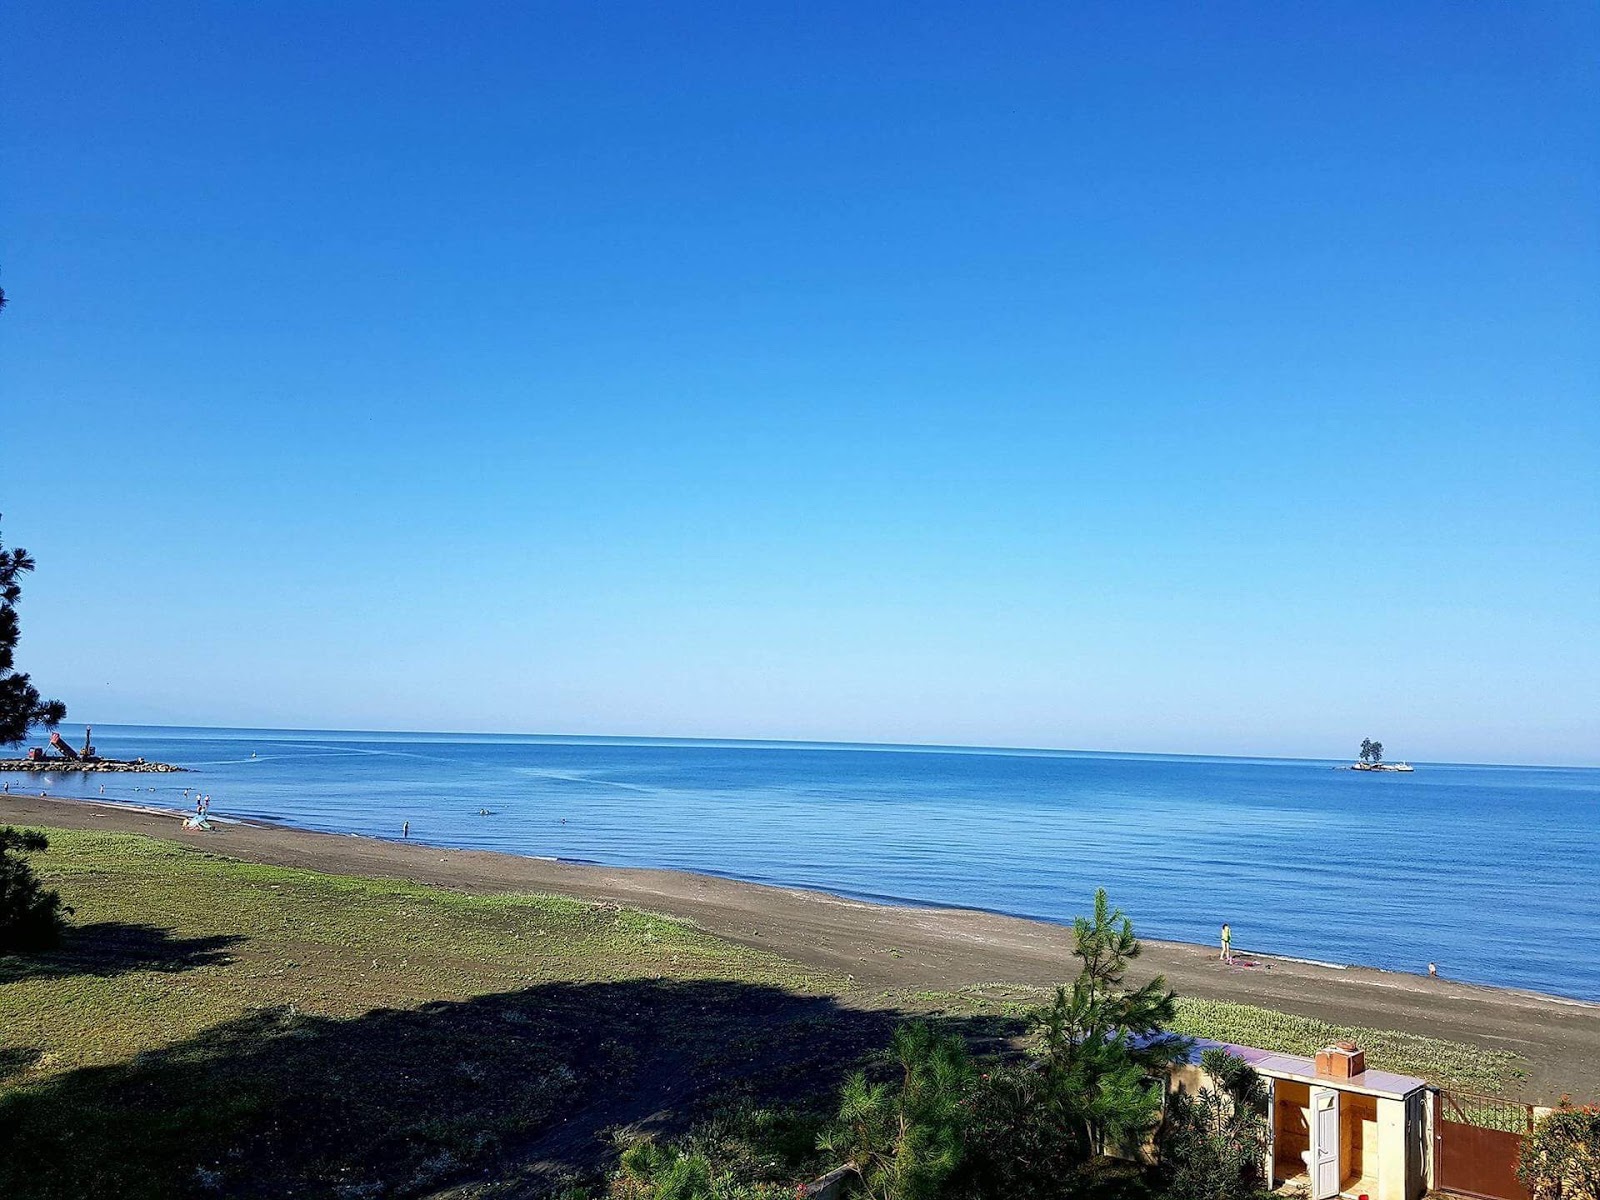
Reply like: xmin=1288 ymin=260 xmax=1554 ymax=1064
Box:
xmin=0 ymin=826 xmax=1527 ymax=1198
xmin=1168 ymin=997 xmax=1526 ymax=1092
xmin=875 ymin=985 xmax=1524 ymax=1092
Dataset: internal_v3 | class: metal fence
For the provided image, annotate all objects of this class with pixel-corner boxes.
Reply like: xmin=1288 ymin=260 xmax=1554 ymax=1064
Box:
xmin=1439 ymin=1089 xmax=1537 ymax=1134
xmin=1436 ymin=1089 xmax=1535 ymax=1200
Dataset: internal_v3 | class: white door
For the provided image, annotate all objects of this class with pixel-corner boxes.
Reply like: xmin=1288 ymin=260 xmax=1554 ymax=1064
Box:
xmin=1311 ymin=1087 xmax=1341 ymax=1200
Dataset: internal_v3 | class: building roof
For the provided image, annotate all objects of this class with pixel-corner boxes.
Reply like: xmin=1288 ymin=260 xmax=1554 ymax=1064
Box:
xmin=1182 ymin=1038 xmax=1428 ymax=1101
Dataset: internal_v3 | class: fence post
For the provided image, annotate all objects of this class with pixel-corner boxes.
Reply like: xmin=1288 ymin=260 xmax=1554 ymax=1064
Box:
xmin=1427 ymin=1086 xmax=1441 ymax=1191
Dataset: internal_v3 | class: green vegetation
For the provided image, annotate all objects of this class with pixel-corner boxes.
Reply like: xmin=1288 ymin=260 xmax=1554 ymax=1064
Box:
xmin=608 ymin=1102 xmax=831 ymax=1199
xmin=1028 ymin=889 xmax=1188 ymax=1158
xmin=937 ymin=889 xmax=1184 ymax=1200
xmin=1158 ymin=1048 xmax=1271 ymax=1200
xmin=0 ymin=828 xmax=70 ymax=952
xmin=0 ymin=827 xmax=864 ymax=1199
xmin=1519 ymin=1104 xmax=1600 ymax=1200
xmin=1 ymin=515 xmax=67 ymax=747
xmin=870 ymin=986 xmax=1526 ymax=1092
xmin=1169 ymin=997 xmax=1526 ymax=1091
xmin=615 ymin=886 xmax=1185 ymax=1200
xmin=1358 ymin=738 xmax=1384 ymax=765
xmin=0 ymin=826 xmax=1531 ymax=1198
xmin=821 ymin=1023 xmax=975 ymax=1200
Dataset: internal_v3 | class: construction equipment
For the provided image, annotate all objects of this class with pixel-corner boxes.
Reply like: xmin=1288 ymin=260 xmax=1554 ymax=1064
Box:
xmin=48 ymin=731 xmax=81 ymax=761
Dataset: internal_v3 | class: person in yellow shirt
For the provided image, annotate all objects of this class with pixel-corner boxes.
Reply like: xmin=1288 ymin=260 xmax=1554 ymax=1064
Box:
xmin=1220 ymin=922 xmax=1233 ymax=964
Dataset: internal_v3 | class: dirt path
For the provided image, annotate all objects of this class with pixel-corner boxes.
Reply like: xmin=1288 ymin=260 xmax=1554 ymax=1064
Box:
xmin=9 ymin=793 xmax=1598 ymax=1102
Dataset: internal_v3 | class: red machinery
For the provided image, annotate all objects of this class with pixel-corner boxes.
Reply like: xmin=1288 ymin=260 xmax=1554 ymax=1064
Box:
xmin=48 ymin=731 xmax=81 ymax=761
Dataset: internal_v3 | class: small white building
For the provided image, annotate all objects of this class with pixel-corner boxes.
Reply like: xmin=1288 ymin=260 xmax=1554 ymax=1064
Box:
xmin=1169 ymin=1040 xmax=1429 ymax=1200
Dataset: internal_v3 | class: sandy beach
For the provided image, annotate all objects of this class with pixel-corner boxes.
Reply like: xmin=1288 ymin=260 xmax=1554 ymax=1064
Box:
xmin=7 ymin=792 xmax=1598 ymax=1101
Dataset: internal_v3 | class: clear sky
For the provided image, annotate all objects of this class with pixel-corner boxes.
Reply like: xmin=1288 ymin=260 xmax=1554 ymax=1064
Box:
xmin=2 ymin=3 xmax=1596 ymax=764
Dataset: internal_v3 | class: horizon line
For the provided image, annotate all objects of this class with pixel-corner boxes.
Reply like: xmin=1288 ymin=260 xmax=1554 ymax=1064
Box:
xmin=58 ymin=719 xmax=1600 ymax=771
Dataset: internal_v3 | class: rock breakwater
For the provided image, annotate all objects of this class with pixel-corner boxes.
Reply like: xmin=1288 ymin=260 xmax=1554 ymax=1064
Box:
xmin=0 ymin=758 xmax=187 ymax=773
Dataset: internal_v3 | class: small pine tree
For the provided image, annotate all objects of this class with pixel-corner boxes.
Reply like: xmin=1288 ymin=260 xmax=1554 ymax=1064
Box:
xmin=612 ymin=1140 xmax=716 ymax=1200
xmin=1029 ymin=888 xmax=1188 ymax=1158
xmin=956 ymin=1063 xmax=1083 ymax=1199
xmin=0 ymin=828 xmax=72 ymax=953
xmin=820 ymin=1022 xmax=974 ymax=1200
xmin=1 ymin=516 xmax=67 ymax=747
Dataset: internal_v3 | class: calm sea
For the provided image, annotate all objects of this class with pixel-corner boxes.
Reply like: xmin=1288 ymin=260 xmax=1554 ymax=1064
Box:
xmin=22 ymin=725 xmax=1600 ymax=1002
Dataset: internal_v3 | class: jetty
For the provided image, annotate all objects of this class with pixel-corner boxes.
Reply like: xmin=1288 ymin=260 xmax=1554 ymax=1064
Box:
xmin=1 ymin=757 xmax=187 ymax=773
xmin=0 ymin=726 xmax=186 ymax=773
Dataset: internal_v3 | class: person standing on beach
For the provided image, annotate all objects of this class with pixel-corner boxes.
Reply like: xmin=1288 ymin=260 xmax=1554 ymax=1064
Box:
xmin=402 ymin=820 xmax=410 ymax=839
xmin=1221 ymin=922 xmax=1233 ymax=964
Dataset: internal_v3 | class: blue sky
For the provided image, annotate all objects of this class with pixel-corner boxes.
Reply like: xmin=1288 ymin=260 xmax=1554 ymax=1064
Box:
xmin=2 ymin=2 xmax=1596 ymax=764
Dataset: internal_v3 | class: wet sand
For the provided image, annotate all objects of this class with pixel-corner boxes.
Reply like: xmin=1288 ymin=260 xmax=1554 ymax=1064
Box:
xmin=7 ymin=792 xmax=1597 ymax=1101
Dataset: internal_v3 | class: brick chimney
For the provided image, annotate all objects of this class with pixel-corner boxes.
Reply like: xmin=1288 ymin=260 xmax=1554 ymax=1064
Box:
xmin=1315 ymin=1041 xmax=1365 ymax=1079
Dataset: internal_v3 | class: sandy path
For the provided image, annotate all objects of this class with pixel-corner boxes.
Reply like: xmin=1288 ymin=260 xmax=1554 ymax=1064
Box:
xmin=6 ymin=793 xmax=1597 ymax=1101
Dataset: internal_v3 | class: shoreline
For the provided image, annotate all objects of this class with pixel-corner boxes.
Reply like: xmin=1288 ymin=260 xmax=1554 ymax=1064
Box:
xmin=6 ymin=791 xmax=1599 ymax=1101
xmin=20 ymin=789 xmax=1592 ymax=1008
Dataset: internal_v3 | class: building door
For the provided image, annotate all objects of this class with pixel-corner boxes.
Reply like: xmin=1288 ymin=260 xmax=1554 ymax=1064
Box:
xmin=1311 ymin=1087 xmax=1341 ymax=1200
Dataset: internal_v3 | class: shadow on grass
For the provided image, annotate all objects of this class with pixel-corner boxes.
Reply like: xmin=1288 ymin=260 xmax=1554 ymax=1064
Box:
xmin=0 ymin=977 xmax=1022 ymax=1200
xmin=0 ymin=1047 xmax=42 ymax=1083
xmin=0 ymin=923 xmax=245 ymax=983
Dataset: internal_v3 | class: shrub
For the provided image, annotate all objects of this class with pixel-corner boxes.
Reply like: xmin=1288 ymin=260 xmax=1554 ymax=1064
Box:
xmin=610 ymin=1138 xmax=795 ymax=1200
xmin=0 ymin=827 xmax=71 ymax=952
xmin=1157 ymin=1048 xmax=1271 ymax=1200
xmin=820 ymin=1022 xmax=975 ymax=1200
xmin=1519 ymin=1105 xmax=1600 ymax=1200
xmin=952 ymin=1064 xmax=1087 ymax=1199
xmin=613 ymin=1140 xmax=715 ymax=1200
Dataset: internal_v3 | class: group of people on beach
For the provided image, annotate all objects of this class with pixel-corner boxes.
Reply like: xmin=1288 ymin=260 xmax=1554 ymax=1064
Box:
xmin=181 ymin=788 xmax=215 ymax=830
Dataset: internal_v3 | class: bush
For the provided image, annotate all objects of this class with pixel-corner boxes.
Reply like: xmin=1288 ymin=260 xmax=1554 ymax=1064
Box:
xmin=0 ymin=827 xmax=71 ymax=952
xmin=951 ymin=1064 xmax=1087 ymax=1199
xmin=1520 ymin=1105 xmax=1600 ymax=1200
xmin=1157 ymin=1048 xmax=1271 ymax=1200
xmin=820 ymin=1022 xmax=975 ymax=1200
xmin=610 ymin=1138 xmax=795 ymax=1200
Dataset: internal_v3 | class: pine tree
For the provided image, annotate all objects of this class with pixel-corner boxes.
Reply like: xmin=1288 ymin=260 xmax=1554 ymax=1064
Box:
xmin=821 ymin=1022 xmax=975 ymax=1200
xmin=0 ymin=828 xmax=72 ymax=952
xmin=1028 ymin=888 xmax=1188 ymax=1158
xmin=0 ymin=515 xmax=66 ymax=746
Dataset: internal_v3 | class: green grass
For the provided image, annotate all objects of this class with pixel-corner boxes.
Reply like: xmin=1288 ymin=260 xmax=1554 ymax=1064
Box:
xmin=1170 ymin=997 xmax=1527 ymax=1092
xmin=0 ymin=827 xmax=867 ymax=1199
xmin=0 ymin=825 xmax=1529 ymax=1198
xmin=1 ymin=828 xmax=837 ymax=1077
xmin=874 ymin=985 xmax=1528 ymax=1093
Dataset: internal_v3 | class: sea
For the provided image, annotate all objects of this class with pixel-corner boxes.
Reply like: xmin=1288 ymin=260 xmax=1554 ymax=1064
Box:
xmin=20 ymin=724 xmax=1600 ymax=1002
